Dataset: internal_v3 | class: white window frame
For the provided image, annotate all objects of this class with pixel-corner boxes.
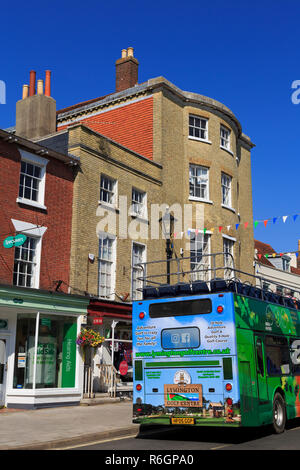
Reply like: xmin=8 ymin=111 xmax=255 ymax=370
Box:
xmin=188 ymin=115 xmax=211 ymax=143
xmin=97 ymin=232 xmax=116 ymax=300
xmin=223 ymin=235 xmax=235 ymax=279
xmin=221 ymin=173 xmax=232 ymax=209
xmin=11 ymin=219 xmax=47 ymax=289
xmin=220 ymin=125 xmax=231 ymax=151
xmin=189 ymin=164 xmax=211 ymax=202
xmin=190 ymin=232 xmax=211 ymax=282
xmin=16 ymin=150 xmax=48 ymax=210
xmin=131 ymin=241 xmax=147 ymax=301
xmin=99 ymin=174 xmax=118 ymax=207
xmin=130 ymin=188 xmax=147 ymax=219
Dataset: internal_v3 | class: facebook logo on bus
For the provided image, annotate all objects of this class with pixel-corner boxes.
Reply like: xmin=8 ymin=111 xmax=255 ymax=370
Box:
xmin=0 ymin=80 xmax=6 ymax=104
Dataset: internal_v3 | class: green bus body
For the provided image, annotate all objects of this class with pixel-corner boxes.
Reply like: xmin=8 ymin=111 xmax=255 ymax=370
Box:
xmin=235 ymin=293 xmax=300 ymax=428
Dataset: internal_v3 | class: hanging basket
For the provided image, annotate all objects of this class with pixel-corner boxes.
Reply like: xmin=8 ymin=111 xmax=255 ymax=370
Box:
xmin=76 ymin=328 xmax=105 ymax=348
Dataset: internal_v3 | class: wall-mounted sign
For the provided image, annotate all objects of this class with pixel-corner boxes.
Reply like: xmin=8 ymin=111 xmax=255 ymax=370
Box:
xmin=3 ymin=234 xmax=27 ymax=248
xmin=0 ymin=319 xmax=8 ymax=330
xmin=93 ymin=318 xmax=103 ymax=325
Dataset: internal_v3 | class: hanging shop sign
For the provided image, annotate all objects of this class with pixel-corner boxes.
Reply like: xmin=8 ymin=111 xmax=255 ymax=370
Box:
xmin=93 ymin=317 xmax=103 ymax=325
xmin=3 ymin=234 xmax=27 ymax=248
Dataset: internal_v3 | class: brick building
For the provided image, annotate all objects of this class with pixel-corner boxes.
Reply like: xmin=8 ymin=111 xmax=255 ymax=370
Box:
xmin=0 ymin=102 xmax=89 ymax=408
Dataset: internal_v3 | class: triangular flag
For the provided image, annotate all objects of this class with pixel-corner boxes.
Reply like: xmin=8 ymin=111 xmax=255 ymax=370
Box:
xmin=195 ymin=229 xmax=199 ymax=235
xmin=244 ymin=222 xmax=249 ymax=228
xmin=254 ymin=221 xmax=259 ymax=228
xmin=174 ymin=233 xmax=177 ymax=239
xmin=263 ymin=220 xmax=268 ymax=227
xmin=210 ymin=227 xmax=215 ymax=233
xmin=272 ymin=253 xmax=276 ymax=257
xmin=203 ymin=228 xmax=207 ymax=235
xmin=265 ymin=254 xmax=269 ymax=258
xmin=282 ymin=216 xmax=288 ymax=223
xmin=227 ymin=225 xmax=231 ymax=231
xmin=219 ymin=226 xmax=223 ymax=233
xmin=296 ymin=253 xmax=299 ymax=257
xmin=293 ymin=215 xmax=298 ymax=222
xmin=273 ymin=217 xmax=277 ymax=224
xmin=187 ymin=230 xmax=191 ymax=237
xmin=235 ymin=224 xmax=240 ymax=230
xmin=258 ymin=254 xmax=262 ymax=259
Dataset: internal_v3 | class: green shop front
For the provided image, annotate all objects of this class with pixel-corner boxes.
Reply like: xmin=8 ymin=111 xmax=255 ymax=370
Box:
xmin=0 ymin=284 xmax=89 ymax=409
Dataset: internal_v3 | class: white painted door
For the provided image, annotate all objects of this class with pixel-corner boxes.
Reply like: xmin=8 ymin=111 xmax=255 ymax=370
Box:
xmin=0 ymin=339 xmax=7 ymax=406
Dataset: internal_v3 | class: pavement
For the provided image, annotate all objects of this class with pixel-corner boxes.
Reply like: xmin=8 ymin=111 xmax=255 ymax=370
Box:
xmin=0 ymin=398 xmax=139 ymax=450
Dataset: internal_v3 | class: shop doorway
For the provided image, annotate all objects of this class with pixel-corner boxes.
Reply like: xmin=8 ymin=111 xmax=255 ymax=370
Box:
xmin=0 ymin=339 xmax=7 ymax=407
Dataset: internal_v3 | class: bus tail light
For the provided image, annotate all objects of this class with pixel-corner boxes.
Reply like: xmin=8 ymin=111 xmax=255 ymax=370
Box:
xmin=139 ymin=312 xmax=145 ymax=319
xmin=136 ymin=384 xmax=142 ymax=391
xmin=226 ymin=383 xmax=232 ymax=391
xmin=217 ymin=305 xmax=224 ymax=313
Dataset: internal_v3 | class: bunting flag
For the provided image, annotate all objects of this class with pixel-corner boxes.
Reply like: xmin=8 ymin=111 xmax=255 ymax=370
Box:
xmin=282 ymin=216 xmax=288 ymax=223
xmin=244 ymin=222 xmax=249 ymax=229
xmin=219 ymin=226 xmax=223 ymax=233
xmin=294 ymin=215 xmax=298 ymax=222
xmin=273 ymin=217 xmax=277 ymax=224
xmin=235 ymin=224 xmax=240 ymax=230
xmin=264 ymin=220 xmax=268 ymax=227
xmin=254 ymin=221 xmax=259 ymax=228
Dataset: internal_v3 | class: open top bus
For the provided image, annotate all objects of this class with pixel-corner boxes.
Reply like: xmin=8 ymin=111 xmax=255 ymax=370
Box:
xmin=132 ymin=253 xmax=300 ymax=433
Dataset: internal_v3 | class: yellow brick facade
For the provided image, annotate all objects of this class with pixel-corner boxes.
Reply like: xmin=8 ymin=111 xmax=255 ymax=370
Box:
xmin=61 ymin=77 xmax=255 ymax=298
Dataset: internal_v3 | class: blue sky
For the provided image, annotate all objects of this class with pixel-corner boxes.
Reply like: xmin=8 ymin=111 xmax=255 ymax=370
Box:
xmin=0 ymin=0 xmax=299 ymax=254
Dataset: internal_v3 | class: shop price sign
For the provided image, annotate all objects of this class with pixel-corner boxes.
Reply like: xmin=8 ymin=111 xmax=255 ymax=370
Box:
xmin=3 ymin=234 xmax=27 ymax=248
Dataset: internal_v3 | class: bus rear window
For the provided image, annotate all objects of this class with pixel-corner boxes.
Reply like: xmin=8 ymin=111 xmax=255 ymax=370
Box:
xmin=149 ymin=298 xmax=212 ymax=318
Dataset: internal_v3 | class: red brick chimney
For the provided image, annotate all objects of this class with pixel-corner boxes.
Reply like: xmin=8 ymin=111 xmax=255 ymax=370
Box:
xmin=115 ymin=47 xmax=139 ymax=93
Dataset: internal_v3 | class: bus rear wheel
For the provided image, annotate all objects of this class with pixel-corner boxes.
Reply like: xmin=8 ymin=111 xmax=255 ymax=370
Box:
xmin=272 ymin=393 xmax=286 ymax=434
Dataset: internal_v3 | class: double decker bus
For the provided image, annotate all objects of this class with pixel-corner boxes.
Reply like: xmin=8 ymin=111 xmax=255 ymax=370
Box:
xmin=132 ymin=253 xmax=300 ymax=433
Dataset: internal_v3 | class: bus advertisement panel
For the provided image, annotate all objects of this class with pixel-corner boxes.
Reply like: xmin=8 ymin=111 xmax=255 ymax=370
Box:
xmin=133 ymin=292 xmax=241 ymax=427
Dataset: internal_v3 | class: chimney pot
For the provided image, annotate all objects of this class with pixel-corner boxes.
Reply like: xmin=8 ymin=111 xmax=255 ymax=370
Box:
xmin=29 ymin=70 xmax=36 ymax=96
xmin=37 ymin=79 xmax=44 ymax=95
xmin=127 ymin=47 xmax=134 ymax=57
xmin=22 ymin=84 xmax=29 ymax=100
xmin=45 ymin=70 xmax=51 ymax=97
xmin=121 ymin=49 xmax=127 ymax=58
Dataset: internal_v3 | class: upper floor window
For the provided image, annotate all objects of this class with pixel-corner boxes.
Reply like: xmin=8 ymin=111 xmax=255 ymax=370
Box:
xmin=189 ymin=115 xmax=208 ymax=141
xmin=131 ymin=188 xmax=147 ymax=218
xmin=132 ymin=242 xmax=146 ymax=301
xmin=221 ymin=173 xmax=232 ymax=207
xmin=100 ymin=175 xmax=117 ymax=205
xmin=220 ymin=125 xmax=231 ymax=150
xmin=13 ymin=236 xmax=38 ymax=288
xmin=17 ymin=150 xmax=48 ymax=210
xmin=189 ymin=164 xmax=209 ymax=200
xmin=282 ymin=257 xmax=290 ymax=272
xmin=223 ymin=236 xmax=234 ymax=278
xmin=98 ymin=233 xmax=116 ymax=300
xmin=190 ymin=232 xmax=211 ymax=282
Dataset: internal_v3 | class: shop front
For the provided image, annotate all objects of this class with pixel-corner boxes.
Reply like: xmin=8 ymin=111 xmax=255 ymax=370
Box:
xmin=0 ymin=284 xmax=89 ymax=409
xmin=86 ymin=299 xmax=132 ymax=397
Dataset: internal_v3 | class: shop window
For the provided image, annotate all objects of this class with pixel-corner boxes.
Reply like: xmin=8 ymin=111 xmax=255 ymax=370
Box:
xmin=13 ymin=313 xmax=77 ymax=389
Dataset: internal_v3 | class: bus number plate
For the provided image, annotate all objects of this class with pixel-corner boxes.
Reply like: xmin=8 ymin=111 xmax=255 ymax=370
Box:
xmin=171 ymin=417 xmax=195 ymax=425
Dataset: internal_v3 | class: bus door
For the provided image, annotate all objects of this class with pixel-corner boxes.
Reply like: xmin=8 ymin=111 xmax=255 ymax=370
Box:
xmin=255 ymin=335 xmax=268 ymax=405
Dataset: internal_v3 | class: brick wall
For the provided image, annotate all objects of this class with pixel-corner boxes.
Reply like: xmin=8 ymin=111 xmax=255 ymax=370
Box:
xmin=0 ymin=141 xmax=74 ymax=292
xmin=58 ymin=97 xmax=153 ymax=160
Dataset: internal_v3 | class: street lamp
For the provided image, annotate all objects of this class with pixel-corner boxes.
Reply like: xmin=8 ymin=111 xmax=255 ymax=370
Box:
xmin=159 ymin=207 xmax=175 ymax=284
